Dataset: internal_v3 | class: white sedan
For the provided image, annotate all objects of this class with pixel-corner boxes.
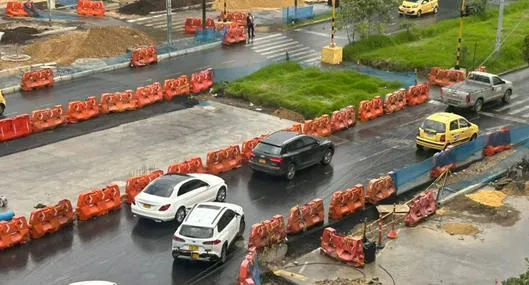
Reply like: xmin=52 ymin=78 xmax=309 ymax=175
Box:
xmin=131 ymin=173 xmax=228 ymax=223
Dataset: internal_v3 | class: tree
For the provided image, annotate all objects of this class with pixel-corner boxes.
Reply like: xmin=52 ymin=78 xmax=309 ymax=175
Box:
xmin=523 ymin=35 xmax=529 ymax=65
xmin=338 ymin=0 xmax=400 ymax=43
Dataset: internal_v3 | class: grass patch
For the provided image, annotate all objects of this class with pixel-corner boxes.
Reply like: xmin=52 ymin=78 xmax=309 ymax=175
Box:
xmin=344 ymin=1 xmax=529 ymax=74
xmin=224 ymin=62 xmax=400 ymax=119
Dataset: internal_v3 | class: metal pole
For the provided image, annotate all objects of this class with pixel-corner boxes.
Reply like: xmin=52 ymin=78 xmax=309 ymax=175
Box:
xmin=294 ymin=0 xmax=298 ymax=22
xmin=330 ymin=0 xmax=336 ymax=47
xmin=202 ymin=0 xmax=206 ymax=31
xmin=47 ymin=0 xmax=52 ymax=27
xmin=223 ymin=0 xmax=227 ymax=20
xmin=455 ymin=0 xmax=466 ymax=69
xmin=495 ymin=0 xmax=505 ymax=57
xmin=166 ymin=0 xmax=172 ymax=47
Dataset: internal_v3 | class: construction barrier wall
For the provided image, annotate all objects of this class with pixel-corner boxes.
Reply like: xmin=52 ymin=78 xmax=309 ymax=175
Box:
xmin=282 ymin=6 xmax=314 ymax=22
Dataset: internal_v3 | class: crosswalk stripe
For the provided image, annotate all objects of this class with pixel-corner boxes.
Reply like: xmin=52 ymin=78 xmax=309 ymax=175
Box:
xmin=522 ymin=113 xmax=529 ymax=118
xmin=291 ymin=52 xmax=320 ymax=61
xmin=302 ymin=56 xmax=321 ymax=64
xmin=252 ymin=33 xmax=283 ymax=42
xmin=153 ymin=21 xmax=185 ymax=28
xmin=261 ymin=44 xmax=304 ymax=56
xmin=508 ymin=105 xmax=529 ymax=115
xmin=288 ymin=49 xmax=316 ymax=57
xmin=511 ymin=94 xmax=520 ymax=99
xmin=494 ymin=96 xmax=529 ymax=111
xmin=128 ymin=13 xmax=171 ymax=23
xmin=250 ymin=36 xmax=289 ymax=49
xmin=265 ymin=46 xmax=310 ymax=58
xmin=254 ymin=41 xmax=299 ymax=53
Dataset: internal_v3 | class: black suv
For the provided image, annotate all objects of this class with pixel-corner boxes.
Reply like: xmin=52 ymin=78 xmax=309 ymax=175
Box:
xmin=249 ymin=131 xmax=334 ymax=180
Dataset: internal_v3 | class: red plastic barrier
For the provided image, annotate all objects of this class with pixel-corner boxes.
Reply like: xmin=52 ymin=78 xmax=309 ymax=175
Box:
xmin=224 ymin=11 xmax=248 ymax=26
xmin=0 ymin=114 xmax=32 ymax=142
xmin=286 ymin=198 xmax=324 ymax=235
xmin=100 ymin=91 xmax=137 ymax=114
xmin=404 ymin=191 xmax=437 ymax=227
xmin=328 ymin=184 xmax=365 ymax=221
xmin=6 ymin=2 xmax=29 ymax=17
xmin=125 ymin=170 xmax=164 ymax=204
xmin=241 ymin=137 xmax=264 ymax=163
xmin=31 ymin=105 xmax=66 ymax=133
xmin=223 ymin=25 xmax=246 ymax=45
xmin=206 ymin=145 xmax=243 ymax=175
xmin=77 ymin=0 xmax=105 ymax=16
xmin=29 ymin=199 xmax=74 ymax=239
xmin=130 ymin=46 xmax=158 ymax=68
xmin=407 ymin=83 xmax=430 ymax=106
xmin=136 ymin=82 xmax=164 ymax=108
xmin=163 ymin=75 xmax=191 ymax=101
xmin=320 ymin=227 xmax=364 ymax=267
xmin=248 ymin=215 xmax=286 ymax=251
xmin=0 ymin=216 xmax=30 ymax=250
xmin=21 ymin=68 xmax=54 ymax=91
xmin=184 ymin=17 xmax=202 ymax=34
xmin=190 ymin=68 xmax=214 ymax=94
xmin=366 ymin=175 xmax=396 ymax=204
xmin=77 ymin=184 xmax=121 ymax=221
xmin=67 ymin=96 xmax=100 ymax=123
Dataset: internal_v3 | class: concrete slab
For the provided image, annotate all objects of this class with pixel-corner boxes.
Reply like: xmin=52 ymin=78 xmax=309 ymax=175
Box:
xmin=0 ymin=101 xmax=294 ymax=216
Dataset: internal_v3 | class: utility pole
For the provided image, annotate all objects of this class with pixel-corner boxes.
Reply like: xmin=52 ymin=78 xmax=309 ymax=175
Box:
xmin=202 ymin=0 xmax=206 ymax=31
xmin=166 ymin=0 xmax=172 ymax=47
xmin=495 ymin=0 xmax=505 ymax=57
xmin=47 ymin=0 xmax=52 ymax=27
xmin=455 ymin=0 xmax=466 ymax=70
xmin=330 ymin=0 xmax=336 ymax=47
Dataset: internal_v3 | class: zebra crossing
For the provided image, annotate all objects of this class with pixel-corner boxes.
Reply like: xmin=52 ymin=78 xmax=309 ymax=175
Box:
xmin=479 ymin=93 xmax=529 ymax=124
xmin=248 ymin=33 xmax=321 ymax=66
xmin=124 ymin=11 xmax=216 ymax=34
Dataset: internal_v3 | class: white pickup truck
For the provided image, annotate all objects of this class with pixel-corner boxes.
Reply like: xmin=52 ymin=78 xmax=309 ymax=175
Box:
xmin=440 ymin=71 xmax=513 ymax=112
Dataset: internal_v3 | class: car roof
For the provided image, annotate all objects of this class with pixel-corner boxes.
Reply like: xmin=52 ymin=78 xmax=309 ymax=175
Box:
xmin=426 ymin=112 xmax=464 ymax=123
xmin=469 ymin=71 xmax=492 ymax=77
xmin=154 ymin=173 xmax=191 ymax=185
xmin=183 ymin=202 xmax=240 ymax=227
xmin=262 ymin=131 xmax=302 ymax=147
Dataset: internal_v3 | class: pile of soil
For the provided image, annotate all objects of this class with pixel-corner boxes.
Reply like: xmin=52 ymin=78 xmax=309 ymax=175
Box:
xmin=315 ymin=278 xmax=382 ymax=285
xmin=443 ymin=195 xmax=520 ymax=227
xmin=442 ymin=223 xmax=480 ymax=236
xmin=465 ymin=190 xmax=506 ymax=208
xmin=272 ymin=107 xmax=305 ymax=122
xmin=447 ymin=149 xmax=515 ymax=185
xmin=502 ymin=181 xmax=529 ymax=196
xmin=0 ymin=27 xmax=40 ymax=44
xmin=118 ymin=0 xmax=205 ymax=15
xmin=23 ymin=26 xmax=155 ymax=65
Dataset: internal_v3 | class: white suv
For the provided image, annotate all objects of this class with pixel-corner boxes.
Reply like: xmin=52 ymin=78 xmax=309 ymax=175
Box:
xmin=172 ymin=202 xmax=245 ymax=263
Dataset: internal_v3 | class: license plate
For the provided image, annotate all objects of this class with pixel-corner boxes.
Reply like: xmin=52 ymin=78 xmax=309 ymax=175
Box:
xmin=192 ymin=253 xmax=200 ymax=260
xmin=189 ymin=245 xmax=199 ymax=251
xmin=143 ymin=204 xmax=151 ymax=209
xmin=258 ymin=159 xmax=266 ymax=164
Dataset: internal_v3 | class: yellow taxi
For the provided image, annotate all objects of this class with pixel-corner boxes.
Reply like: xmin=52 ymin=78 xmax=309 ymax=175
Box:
xmin=0 ymin=90 xmax=5 ymax=116
xmin=399 ymin=0 xmax=439 ymax=17
xmin=416 ymin=112 xmax=479 ymax=151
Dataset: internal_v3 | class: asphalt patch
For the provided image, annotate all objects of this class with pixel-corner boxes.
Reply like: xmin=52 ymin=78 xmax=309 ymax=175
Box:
xmin=118 ymin=0 xmax=205 ymax=15
xmin=0 ymin=27 xmax=39 ymax=44
xmin=443 ymin=195 xmax=520 ymax=227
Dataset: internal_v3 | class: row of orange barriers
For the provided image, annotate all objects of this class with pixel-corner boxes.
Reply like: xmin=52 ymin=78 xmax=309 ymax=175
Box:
xmin=428 ymin=67 xmax=466 ymax=87
xmin=206 ymin=145 xmax=244 ymax=175
xmin=406 ymin=83 xmax=429 ymax=106
xmin=359 ymin=96 xmax=384 ymax=122
xmin=384 ymin=89 xmax=406 ymax=114
xmin=191 ymin=68 xmax=214 ymax=94
xmin=404 ymin=191 xmax=437 ymax=227
xmin=6 ymin=1 xmax=29 ymax=17
xmin=77 ymin=0 xmax=105 ymax=17
xmin=130 ymin=47 xmax=158 ymax=68
xmin=21 ymin=68 xmax=54 ymax=92
xmin=303 ymin=115 xmax=332 ymax=137
xmin=29 ymin=199 xmax=74 ymax=239
xmin=0 ymin=114 xmax=32 ymax=142
xmin=224 ymin=25 xmax=246 ymax=45
xmin=31 ymin=105 xmax=66 ymax=133
xmin=321 ymin=227 xmax=364 ymax=267
xmin=328 ymin=184 xmax=364 ymax=221
xmin=286 ymin=199 xmax=324 ymax=235
xmin=184 ymin=17 xmax=216 ymax=34
xmin=248 ymin=214 xmax=286 ymax=251
xmin=125 ymin=170 xmax=164 ymax=204
xmin=77 ymin=184 xmax=121 ymax=221
xmin=238 ymin=247 xmax=258 ymax=285
xmin=164 ymin=75 xmax=190 ymax=101
xmin=167 ymin=157 xmax=207 ymax=175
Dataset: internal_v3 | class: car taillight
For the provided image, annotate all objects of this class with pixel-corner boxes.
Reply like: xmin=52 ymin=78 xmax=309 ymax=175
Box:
xmin=440 ymin=135 xmax=446 ymax=142
xmin=270 ymin=157 xmax=283 ymax=164
xmin=203 ymin=239 xmax=222 ymax=245
xmin=173 ymin=235 xmax=185 ymax=242
xmin=159 ymin=204 xmax=171 ymax=211
xmin=466 ymin=95 xmax=471 ymax=103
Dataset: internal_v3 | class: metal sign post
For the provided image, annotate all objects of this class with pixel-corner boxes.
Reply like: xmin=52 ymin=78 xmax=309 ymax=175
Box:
xmin=455 ymin=0 xmax=466 ymax=69
xmin=166 ymin=0 xmax=172 ymax=47
xmin=330 ymin=0 xmax=336 ymax=47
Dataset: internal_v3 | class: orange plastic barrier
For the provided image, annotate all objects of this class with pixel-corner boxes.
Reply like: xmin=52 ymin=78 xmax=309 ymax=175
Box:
xmin=431 ymin=163 xmax=456 ymax=178
xmin=366 ymin=175 xmax=396 ymax=204
xmin=206 ymin=145 xmax=244 ymax=175
xmin=0 ymin=114 xmax=32 ymax=142
xmin=328 ymin=184 xmax=365 ymax=221
xmin=484 ymin=127 xmax=512 ymax=157
xmin=358 ymin=100 xmax=374 ymax=122
xmin=344 ymin=105 xmax=356 ymax=127
xmin=320 ymin=227 xmax=364 ymax=267
xmin=475 ymin=66 xmax=487 ymax=72
xmin=248 ymin=215 xmax=286 ymax=251
xmin=163 ymin=75 xmax=190 ymax=101
xmin=77 ymin=184 xmax=121 ymax=221
xmin=384 ymin=89 xmax=407 ymax=114
xmin=224 ymin=11 xmax=248 ymax=26
xmin=125 ymin=170 xmax=164 ymax=204
xmin=304 ymin=115 xmax=331 ymax=137
xmin=100 ymin=91 xmax=138 ymax=114
xmin=302 ymin=120 xmax=316 ymax=136
xmin=167 ymin=157 xmax=208 ymax=174
xmin=6 ymin=2 xmax=29 ymax=17
xmin=190 ymin=68 xmax=214 ymax=94
xmin=406 ymin=83 xmax=430 ymax=106
xmin=184 ymin=17 xmax=201 ymax=34
xmin=223 ymin=25 xmax=246 ymax=45
xmin=130 ymin=46 xmax=158 ymax=68
xmin=241 ymin=137 xmax=264 ymax=163
xmin=286 ymin=198 xmax=324 ymax=235
xmin=331 ymin=110 xmax=347 ymax=133
xmin=285 ymin=123 xmax=303 ymax=133
xmin=136 ymin=82 xmax=164 ymax=108
xmin=29 ymin=199 xmax=74 ymax=239
xmin=239 ymin=247 xmax=257 ymax=285
xmin=428 ymin=68 xmax=465 ymax=87
xmin=0 ymin=216 xmax=30 ymax=250
xmin=21 ymin=68 xmax=54 ymax=92
xmin=404 ymin=191 xmax=437 ymax=227
xmin=31 ymin=105 xmax=66 ymax=133
xmin=67 ymin=96 xmax=100 ymax=123
xmin=77 ymin=0 xmax=105 ymax=16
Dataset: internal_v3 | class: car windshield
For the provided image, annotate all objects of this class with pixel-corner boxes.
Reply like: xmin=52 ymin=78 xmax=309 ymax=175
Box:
xmin=143 ymin=178 xmax=178 ymax=198
xmin=421 ymin=119 xmax=446 ymax=133
xmin=179 ymin=225 xmax=214 ymax=238
xmin=254 ymin=142 xmax=281 ymax=155
xmin=406 ymin=0 xmax=421 ymax=2
xmin=468 ymin=73 xmax=490 ymax=84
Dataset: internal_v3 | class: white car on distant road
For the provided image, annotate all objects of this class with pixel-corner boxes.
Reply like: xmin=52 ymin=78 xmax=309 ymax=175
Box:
xmin=131 ymin=173 xmax=228 ymax=223
xmin=172 ymin=202 xmax=245 ymax=263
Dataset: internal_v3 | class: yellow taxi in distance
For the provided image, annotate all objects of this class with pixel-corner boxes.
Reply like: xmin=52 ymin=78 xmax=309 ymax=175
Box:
xmin=399 ymin=0 xmax=439 ymax=17
xmin=416 ymin=112 xmax=479 ymax=151
xmin=0 ymin=90 xmax=5 ymax=116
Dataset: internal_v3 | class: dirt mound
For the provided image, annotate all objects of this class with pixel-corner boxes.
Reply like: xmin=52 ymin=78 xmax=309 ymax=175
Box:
xmin=118 ymin=0 xmax=205 ymax=15
xmin=444 ymin=195 xmax=520 ymax=227
xmin=442 ymin=223 xmax=480 ymax=236
xmin=272 ymin=107 xmax=305 ymax=122
xmin=0 ymin=27 xmax=40 ymax=44
xmin=465 ymin=190 xmax=506 ymax=208
xmin=447 ymin=149 xmax=515 ymax=185
xmin=24 ymin=26 xmax=155 ymax=65
xmin=316 ymin=278 xmax=382 ymax=285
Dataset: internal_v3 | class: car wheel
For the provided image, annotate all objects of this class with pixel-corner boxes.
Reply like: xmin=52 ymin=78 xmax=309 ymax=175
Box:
xmin=215 ymin=186 xmax=227 ymax=202
xmin=220 ymin=244 xmax=228 ymax=264
xmin=471 ymin=134 xmax=477 ymax=141
xmin=175 ymin=207 xmax=186 ymax=223
xmin=417 ymin=10 xmax=422 ymax=17
xmin=473 ymin=98 xmax=483 ymax=112
xmin=502 ymin=89 xmax=512 ymax=104
xmin=434 ymin=6 xmax=439 ymax=14
xmin=238 ymin=216 xmax=245 ymax=236
xmin=285 ymin=163 xmax=296 ymax=180
xmin=0 ymin=104 xmax=4 ymax=116
xmin=321 ymin=148 xmax=333 ymax=165
xmin=416 ymin=144 xmax=424 ymax=151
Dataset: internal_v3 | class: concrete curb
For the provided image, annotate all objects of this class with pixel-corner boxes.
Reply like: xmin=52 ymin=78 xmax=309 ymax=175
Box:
xmin=1 ymin=41 xmax=221 ymax=95
xmin=438 ymin=169 xmax=507 ymax=205
xmin=499 ymin=64 xmax=529 ymax=76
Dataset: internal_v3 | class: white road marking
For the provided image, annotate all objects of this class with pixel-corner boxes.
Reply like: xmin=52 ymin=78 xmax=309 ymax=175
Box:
xmin=252 ymin=33 xmax=283 ymax=42
xmin=479 ymin=111 xmax=529 ymax=124
xmin=250 ymin=37 xmax=291 ymax=50
xmin=254 ymin=41 xmax=300 ymax=53
xmin=298 ymin=261 xmax=308 ymax=274
xmin=507 ymin=104 xmax=529 ymax=115
xmin=494 ymin=95 xmax=529 ymax=111
xmin=294 ymin=28 xmax=347 ymax=40
xmin=302 ymin=56 xmax=321 ymax=64
xmin=261 ymin=44 xmax=304 ymax=56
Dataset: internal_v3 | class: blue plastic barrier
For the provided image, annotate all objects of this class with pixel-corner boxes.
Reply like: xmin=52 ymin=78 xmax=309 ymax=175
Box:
xmin=487 ymin=128 xmax=511 ymax=147
xmin=392 ymin=157 xmax=434 ymax=191
xmin=251 ymin=255 xmax=262 ymax=285
xmin=0 ymin=211 xmax=15 ymax=221
xmin=433 ymin=148 xmax=456 ymax=168
xmin=195 ymin=29 xmax=224 ymax=42
xmin=511 ymin=126 xmax=529 ymax=145
xmin=283 ymin=6 xmax=314 ymax=22
xmin=452 ymin=135 xmax=486 ymax=162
